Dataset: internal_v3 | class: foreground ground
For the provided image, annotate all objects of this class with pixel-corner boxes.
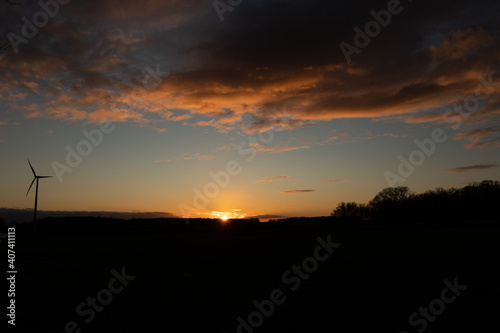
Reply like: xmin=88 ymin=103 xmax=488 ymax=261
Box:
xmin=8 ymin=218 xmax=500 ymax=332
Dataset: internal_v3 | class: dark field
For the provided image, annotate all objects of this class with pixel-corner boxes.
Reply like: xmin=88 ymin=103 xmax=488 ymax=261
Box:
xmin=11 ymin=218 xmax=500 ymax=332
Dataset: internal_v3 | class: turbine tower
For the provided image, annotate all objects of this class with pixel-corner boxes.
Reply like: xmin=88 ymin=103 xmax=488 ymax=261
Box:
xmin=26 ymin=158 xmax=52 ymax=231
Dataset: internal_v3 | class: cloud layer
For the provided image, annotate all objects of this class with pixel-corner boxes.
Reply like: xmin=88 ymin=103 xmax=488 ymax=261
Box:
xmin=1 ymin=0 xmax=500 ymax=146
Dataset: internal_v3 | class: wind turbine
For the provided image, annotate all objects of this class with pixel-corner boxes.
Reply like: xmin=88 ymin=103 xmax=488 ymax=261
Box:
xmin=26 ymin=158 xmax=52 ymax=231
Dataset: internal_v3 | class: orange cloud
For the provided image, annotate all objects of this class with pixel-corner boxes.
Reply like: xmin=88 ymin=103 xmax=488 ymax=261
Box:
xmin=253 ymin=144 xmax=311 ymax=153
xmin=258 ymin=175 xmax=290 ymax=183
xmin=454 ymin=127 xmax=500 ymax=148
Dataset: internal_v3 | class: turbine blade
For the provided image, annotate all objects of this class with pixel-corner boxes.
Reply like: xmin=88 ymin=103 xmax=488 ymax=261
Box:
xmin=38 ymin=176 xmax=53 ymax=179
xmin=27 ymin=158 xmax=36 ymax=177
xmin=26 ymin=178 xmax=36 ymax=196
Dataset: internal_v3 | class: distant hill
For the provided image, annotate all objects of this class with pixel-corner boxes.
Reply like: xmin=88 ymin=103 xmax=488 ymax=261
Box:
xmin=0 ymin=208 xmax=178 ymax=223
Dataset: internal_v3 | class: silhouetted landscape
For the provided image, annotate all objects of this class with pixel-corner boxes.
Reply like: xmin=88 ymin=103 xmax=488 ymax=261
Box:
xmin=330 ymin=180 xmax=500 ymax=221
xmin=3 ymin=181 xmax=499 ymax=332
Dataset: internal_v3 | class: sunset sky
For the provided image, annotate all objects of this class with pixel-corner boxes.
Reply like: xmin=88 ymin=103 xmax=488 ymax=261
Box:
xmin=1 ymin=0 xmax=499 ymax=219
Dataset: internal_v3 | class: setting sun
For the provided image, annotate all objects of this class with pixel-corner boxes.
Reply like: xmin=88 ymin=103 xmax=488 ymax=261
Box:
xmin=209 ymin=210 xmax=246 ymax=220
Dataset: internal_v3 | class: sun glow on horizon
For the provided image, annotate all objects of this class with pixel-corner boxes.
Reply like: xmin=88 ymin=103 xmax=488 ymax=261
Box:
xmin=210 ymin=210 xmax=246 ymax=220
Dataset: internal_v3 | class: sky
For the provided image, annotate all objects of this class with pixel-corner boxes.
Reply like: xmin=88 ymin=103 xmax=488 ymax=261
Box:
xmin=1 ymin=0 xmax=499 ymax=220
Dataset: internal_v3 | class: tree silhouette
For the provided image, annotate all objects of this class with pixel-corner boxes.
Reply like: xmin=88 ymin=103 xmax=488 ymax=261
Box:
xmin=368 ymin=186 xmax=414 ymax=220
xmin=331 ymin=202 xmax=367 ymax=219
xmin=332 ymin=181 xmax=500 ymax=222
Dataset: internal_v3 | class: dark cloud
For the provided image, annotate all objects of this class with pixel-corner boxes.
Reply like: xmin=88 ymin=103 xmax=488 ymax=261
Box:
xmin=445 ymin=164 xmax=498 ymax=173
xmin=281 ymin=190 xmax=315 ymax=193
xmin=246 ymin=214 xmax=288 ymax=221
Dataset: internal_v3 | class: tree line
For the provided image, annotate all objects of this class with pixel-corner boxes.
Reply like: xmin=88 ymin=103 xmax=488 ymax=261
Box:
xmin=331 ymin=180 xmax=500 ymax=221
